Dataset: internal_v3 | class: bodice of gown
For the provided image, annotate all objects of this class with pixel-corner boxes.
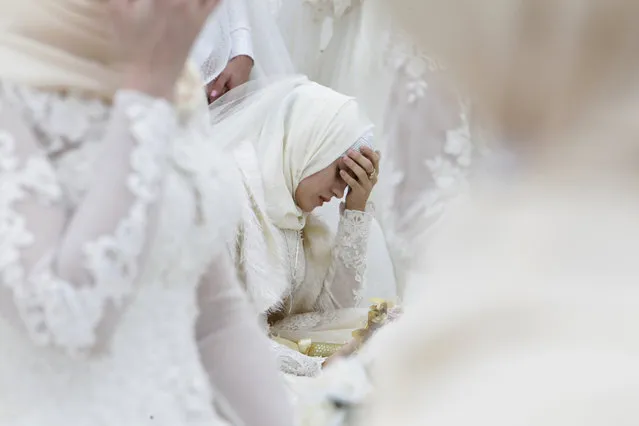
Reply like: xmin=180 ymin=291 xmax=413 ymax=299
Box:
xmin=0 ymin=83 xmax=240 ymax=426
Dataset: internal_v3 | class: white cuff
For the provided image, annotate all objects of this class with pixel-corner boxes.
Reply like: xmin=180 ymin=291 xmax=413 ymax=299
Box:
xmin=230 ymin=28 xmax=254 ymax=60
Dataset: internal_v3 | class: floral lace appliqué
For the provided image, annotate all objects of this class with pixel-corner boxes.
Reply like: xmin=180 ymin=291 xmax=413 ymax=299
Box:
xmin=271 ymin=340 xmax=324 ymax=377
xmin=334 ymin=208 xmax=373 ymax=287
xmin=0 ymin=90 xmax=177 ymax=355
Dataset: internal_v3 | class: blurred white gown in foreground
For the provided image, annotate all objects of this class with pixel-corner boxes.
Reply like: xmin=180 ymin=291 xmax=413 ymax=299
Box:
xmin=287 ymin=0 xmax=639 ymax=425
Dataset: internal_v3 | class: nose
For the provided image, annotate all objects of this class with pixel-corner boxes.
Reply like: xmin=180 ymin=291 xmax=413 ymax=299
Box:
xmin=332 ymin=180 xmax=347 ymax=199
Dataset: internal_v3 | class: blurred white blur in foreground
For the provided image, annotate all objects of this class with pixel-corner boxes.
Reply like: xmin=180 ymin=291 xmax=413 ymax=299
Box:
xmin=358 ymin=0 xmax=639 ymax=425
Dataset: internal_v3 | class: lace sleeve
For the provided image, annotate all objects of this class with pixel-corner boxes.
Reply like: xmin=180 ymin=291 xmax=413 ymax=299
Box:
xmin=316 ymin=203 xmax=374 ymax=310
xmin=270 ymin=340 xmax=324 ymax=377
xmin=0 ymin=90 xmax=176 ymax=356
xmin=196 ymin=253 xmax=295 ymax=426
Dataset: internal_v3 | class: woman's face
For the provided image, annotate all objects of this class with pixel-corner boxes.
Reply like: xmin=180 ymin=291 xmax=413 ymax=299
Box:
xmin=294 ymin=158 xmax=349 ymax=212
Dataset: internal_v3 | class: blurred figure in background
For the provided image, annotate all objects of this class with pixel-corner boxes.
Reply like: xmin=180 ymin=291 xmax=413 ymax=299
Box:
xmin=0 ymin=1 xmax=293 ymax=425
xmin=190 ymin=0 xmax=294 ymax=103
xmin=190 ymin=0 xmax=255 ymax=102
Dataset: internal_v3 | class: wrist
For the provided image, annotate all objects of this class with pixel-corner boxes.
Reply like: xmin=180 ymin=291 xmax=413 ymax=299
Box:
xmin=231 ymin=54 xmax=254 ymax=66
xmin=345 ymin=200 xmax=367 ymax=211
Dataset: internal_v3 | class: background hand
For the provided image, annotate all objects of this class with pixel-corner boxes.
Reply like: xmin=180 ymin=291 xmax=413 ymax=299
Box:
xmin=341 ymin=147 xmax=381 ymax=211
xmin=207 ymin=55 xmax=254 ymax=103
xmin=110 ymin=0 xmax=220 ymax=100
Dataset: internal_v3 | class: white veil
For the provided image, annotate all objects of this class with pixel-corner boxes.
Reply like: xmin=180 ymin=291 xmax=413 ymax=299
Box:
xmin=246 ymin=0 xmax=296 ymax=79
xmin=274 ymin=0 xmax=326 ymax=78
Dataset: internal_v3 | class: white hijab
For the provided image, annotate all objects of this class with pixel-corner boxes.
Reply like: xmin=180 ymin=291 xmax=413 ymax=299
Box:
xmin=211 ymin=76 xmax=373 ymax=231
xmin=259 ymin=82 xmax=373 ymax=231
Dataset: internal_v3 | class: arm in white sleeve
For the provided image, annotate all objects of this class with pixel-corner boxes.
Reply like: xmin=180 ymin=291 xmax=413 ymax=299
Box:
xmin=314 ymin=204 xmax=374 ymax=311
xmin=228 ymin=0 xmax=254 ymax=60
xmin=0 ymin=90 xmax=176 ymax=356
xmin=196 ymin=253 xmax=295 ymax=426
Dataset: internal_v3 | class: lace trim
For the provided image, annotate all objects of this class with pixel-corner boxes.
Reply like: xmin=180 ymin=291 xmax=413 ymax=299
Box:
xmin=0 ymin=91 xmax=176 ymax=355
xmin=334 ymin=206 xmax=373 ymax=304
xmin=271 ymin=340 xmax=323 ymax=377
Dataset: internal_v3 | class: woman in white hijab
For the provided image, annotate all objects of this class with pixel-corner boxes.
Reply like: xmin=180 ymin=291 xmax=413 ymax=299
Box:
xmin=0 ymin=1 xmax=293 ymax=425
xmin=207 ymin=76 xmax=380 ymax=377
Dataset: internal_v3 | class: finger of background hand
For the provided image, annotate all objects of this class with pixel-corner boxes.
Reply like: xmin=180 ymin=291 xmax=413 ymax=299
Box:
xmin=373 ymin=152 xmax=381 ymax=172
xmin=361 ymin=147 xmax=380 ymax=171
xmin=347 ymin=149 xmax=374 ymax=174
xmin=226 ymin=75 xmax=240 ymax=91
xmin=209 ymin=74 xmax=229 ymax=100
xmin=340 ymin=170 xmax=363 ymax=191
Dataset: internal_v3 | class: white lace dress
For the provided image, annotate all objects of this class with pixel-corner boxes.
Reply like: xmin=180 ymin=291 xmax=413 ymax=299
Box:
xmin=269 ymin=205 xmax=374 ymax=377
xmin=0 ymin=82 xmax=289 ymax=426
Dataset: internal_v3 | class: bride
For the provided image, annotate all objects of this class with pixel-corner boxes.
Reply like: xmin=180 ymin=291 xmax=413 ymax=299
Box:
xmin=0 ymin=1 xmax=292 ymax=425
xmin=208 ymin=76 xmax=379 ymax=377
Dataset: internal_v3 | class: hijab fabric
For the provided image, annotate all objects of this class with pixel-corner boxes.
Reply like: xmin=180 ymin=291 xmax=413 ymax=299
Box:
xmin=259 ymin=81 xmax=373 ymax=231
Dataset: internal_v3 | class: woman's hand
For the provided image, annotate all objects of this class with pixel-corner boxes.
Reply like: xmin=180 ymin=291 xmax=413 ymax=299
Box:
xmin=340 ymin=147 xmax=381 ymax=212
xmin=110 ymin=0 xmax=220 ymax=100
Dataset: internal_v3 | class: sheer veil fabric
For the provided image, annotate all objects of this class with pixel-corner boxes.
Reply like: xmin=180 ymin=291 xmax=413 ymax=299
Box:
xmin=192 ymin=0 xmax=295 ymax=85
